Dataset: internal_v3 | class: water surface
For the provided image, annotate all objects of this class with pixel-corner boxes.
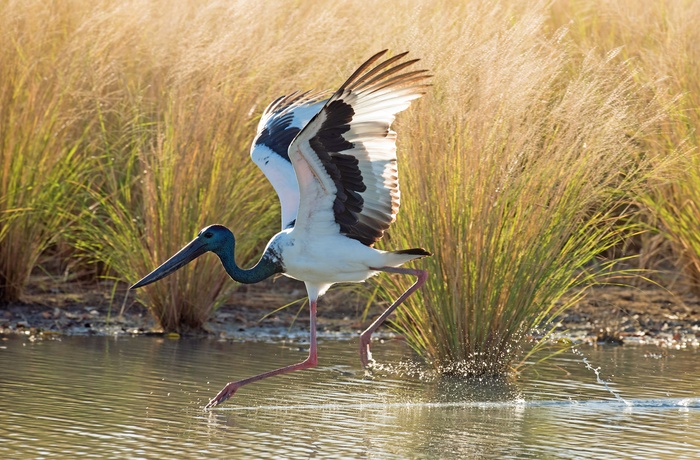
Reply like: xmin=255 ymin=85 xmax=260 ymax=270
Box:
xmin=1 ymin=335 xmax=698 ymax=458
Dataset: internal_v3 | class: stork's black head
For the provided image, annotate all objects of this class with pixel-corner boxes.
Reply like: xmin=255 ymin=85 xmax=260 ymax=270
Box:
xmin=130 ymin=224 xmax=234 ymax=289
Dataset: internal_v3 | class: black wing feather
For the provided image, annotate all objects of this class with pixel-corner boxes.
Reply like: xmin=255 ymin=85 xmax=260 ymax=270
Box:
xmin=290 ymin=51 xmax=431 ymax=246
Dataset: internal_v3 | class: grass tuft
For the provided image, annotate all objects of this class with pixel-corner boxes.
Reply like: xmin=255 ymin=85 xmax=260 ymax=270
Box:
xmin=0 ymin=1 xmax=97 ymax=302
xmin=381 ymin=4 xmax=667 ymax=374
xmin=640 ymin=155 xmax=700 ymax=296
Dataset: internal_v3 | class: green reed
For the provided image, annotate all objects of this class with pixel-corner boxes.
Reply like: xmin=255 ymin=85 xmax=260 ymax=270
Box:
xmin=380 ymin=5 xmax=666 ymax=374
xmin=549 ymin=0 xmax=700 ymax=295
xmin=0 ymin=1 xmax=96 ymax=302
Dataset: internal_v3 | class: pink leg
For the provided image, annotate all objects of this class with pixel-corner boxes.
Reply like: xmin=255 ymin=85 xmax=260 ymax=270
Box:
xmin=360 ymin=267 xmax=428 ymax=367
xmin=205 ymin=297 xmax=319 ymax=409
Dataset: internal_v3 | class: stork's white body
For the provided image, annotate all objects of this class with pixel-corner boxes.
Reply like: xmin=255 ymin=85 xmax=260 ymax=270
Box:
xmin=267 ymin=229 xmax=421 ymax=298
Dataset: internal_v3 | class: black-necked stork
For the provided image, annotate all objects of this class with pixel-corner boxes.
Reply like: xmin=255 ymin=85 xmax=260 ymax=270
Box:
xmin=131 ymin=50 xmax=432 ymax=408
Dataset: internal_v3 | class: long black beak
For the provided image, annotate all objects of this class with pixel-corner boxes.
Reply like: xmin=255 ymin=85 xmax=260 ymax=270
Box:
xmin=130 ymin=238 xmax=209 ymax=289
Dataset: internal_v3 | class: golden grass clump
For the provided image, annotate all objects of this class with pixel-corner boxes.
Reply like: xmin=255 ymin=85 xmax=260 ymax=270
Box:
xmin=550 ymin=0 xmax=700 ymax=294
xmin=641 ymin=157 xmax=700 ymax=296
xmin=58 ymin=1 xmax=286 ymax=332
xmin=0 ymin=1 xmax=99 ymax=302
xmin=382 ymin=3 xmax=669 ymax=374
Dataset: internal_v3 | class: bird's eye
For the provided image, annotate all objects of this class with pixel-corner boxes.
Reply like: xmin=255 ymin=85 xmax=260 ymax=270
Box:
xmin=203 ymin=232 xmax=213 ymax=238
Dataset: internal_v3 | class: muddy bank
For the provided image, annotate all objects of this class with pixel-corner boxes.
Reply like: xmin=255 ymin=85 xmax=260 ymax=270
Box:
xmin=2 ymin=276 xmax=699 ymax=346
xmin=552 ymin=285 xmax=700 ymax=345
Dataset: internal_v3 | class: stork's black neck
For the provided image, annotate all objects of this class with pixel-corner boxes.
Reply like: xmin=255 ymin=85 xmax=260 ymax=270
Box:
xmin=215 ymin=245 xmax=283 ymax=284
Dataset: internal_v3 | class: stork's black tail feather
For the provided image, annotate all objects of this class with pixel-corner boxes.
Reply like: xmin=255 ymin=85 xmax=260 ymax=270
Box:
xmin=394 ymin=248 xmax=432 ymax=257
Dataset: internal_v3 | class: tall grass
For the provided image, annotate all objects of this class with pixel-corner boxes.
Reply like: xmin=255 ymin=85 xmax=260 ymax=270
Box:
xmin=640 ymin=158 xmax=700 ymax=296
xmin=75 ymin=94 xmax=279 ymax=332
xmin=1 ymin=0 xmax=692 ymax=352
xmin=549 ymin=0 xmax=700 ymax=294
xmin=0 ymin=2 xmax=96 ymax=302
xmin=381 ymin=5 xmax=667 ymax=374
xmin=57 ymin=2 xmax=284 ymax=332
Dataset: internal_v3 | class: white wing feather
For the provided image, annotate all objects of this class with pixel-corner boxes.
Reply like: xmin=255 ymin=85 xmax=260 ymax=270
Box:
xmin=250 ymin=91 xmax=328 ymax=229
xmin=287 ymin=51 xmax=430 ymax=246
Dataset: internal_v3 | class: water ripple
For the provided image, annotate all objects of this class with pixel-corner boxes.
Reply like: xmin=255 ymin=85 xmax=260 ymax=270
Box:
xmin=0 ymin=336 xmax=698 ymax=459
xmin=216 ymin=397 xmax=700 ymax=412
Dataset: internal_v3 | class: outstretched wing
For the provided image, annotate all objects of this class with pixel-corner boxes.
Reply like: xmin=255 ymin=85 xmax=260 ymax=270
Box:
xmin=287 ymin=50 xmax=430 ymax=246
xmin=251 ymin=91 xmax=328 ymax=229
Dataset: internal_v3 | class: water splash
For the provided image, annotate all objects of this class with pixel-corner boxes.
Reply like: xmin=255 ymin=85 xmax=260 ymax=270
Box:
xmin=367 ymin=359 xmax=438 ymax=381
xmin=572 ymin=347 xmax=631 ymax=406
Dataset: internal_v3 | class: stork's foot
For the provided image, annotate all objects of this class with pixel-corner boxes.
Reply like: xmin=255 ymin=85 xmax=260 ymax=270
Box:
xmin=359 ymin=333 xmax=374 ymax=368
xmin=205 ymin=382 xmax=240 ymax=409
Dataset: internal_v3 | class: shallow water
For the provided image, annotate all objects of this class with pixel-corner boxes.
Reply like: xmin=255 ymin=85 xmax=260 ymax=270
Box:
xmin=1 ymin=335 xmax=698 ymax=459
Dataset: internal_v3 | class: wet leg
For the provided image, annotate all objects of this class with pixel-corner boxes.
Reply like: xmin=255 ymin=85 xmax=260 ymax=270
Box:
xmin=359 ymin=267 xmax=428 ymax=367
xmin=205 ymin=297 xmax=319 ymax=409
